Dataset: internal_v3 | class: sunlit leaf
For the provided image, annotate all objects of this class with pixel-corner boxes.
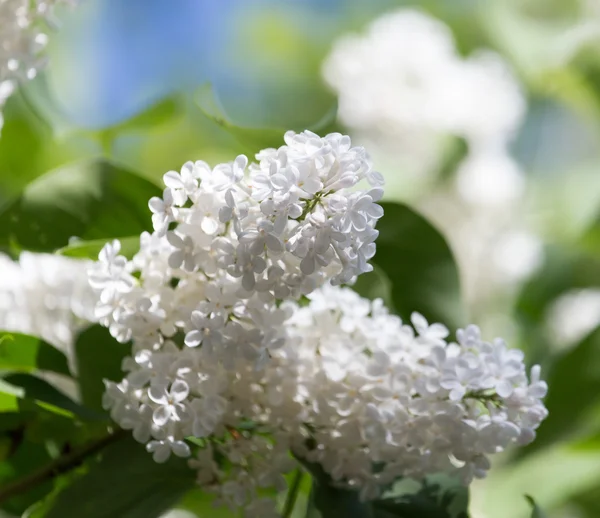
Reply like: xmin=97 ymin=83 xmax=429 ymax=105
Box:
xmin=195 ymin=84 xmax=338 ymax=154
xmin=525 ymin=495 xmax=547 ymax=518
xmin=0 ymin=333 xmax=70 ymax=376
xmin=0 ymin=373 xmax=101 ymax=420
xmin=57 ymin=235 xmax=140 ymax=260
xmin=0 ymin=159 xmax=160 ymax=253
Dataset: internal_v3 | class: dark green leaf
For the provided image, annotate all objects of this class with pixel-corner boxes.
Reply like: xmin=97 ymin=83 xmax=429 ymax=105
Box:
xmin=352 ymin=265 xmax=394 ymax=309
xmin=525 ymin=495 xmax=547 ymax=518
xmin=195 ymin=84 xmax=338 ymax=154
xmin=515 ymin=246 xmax=600 ymax=357
xmin=43 ymin=435 xmax=196 ymax=518
xmin=57 ymin=235 xmax=140 ymax=260
xmin=302 ymin=457 xmax=467 ymax=518
xmin=74 ymin=325 xmax=130 ymax=413
xmin=0 ymin=439 xmax=53 ymax=515
xmin=0 ymin=333 xmax=70 ymax=376
xmin=22 ymin=467 xmax=87 ymax=518
xmin=527 ymin=326 xmax=600 ymax=452
xmin=374 ymin=475 xmax=469 ymax=518
xmin=305 ymin=481 xmax=373 ymax=518
xmin=0 ymin=159 xmax=160 ymax=253
xmin=1 ymin=373 xmax=102 ymax=420
xmin=373 ymin=202 xmax=465 ymax=329
xmin=298 ymin=459 xmax=371 ymax=518
xmin=0 ymin=373 xmax=102 ymax=420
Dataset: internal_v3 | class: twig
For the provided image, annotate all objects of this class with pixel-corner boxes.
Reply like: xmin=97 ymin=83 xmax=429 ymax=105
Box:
xmin=0 ymin=428 xmax=125 ymax=505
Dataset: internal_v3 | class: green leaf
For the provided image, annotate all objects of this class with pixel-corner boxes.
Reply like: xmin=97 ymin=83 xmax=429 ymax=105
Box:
xmin=74 ymin=325 xmax=130 ymax=413
xmin=525 ymin=495 xmax=547 ymax=518
xmin=0 ymin=159 xmax=161 ymax=253
xmin=0 ymin=439 xmax=54 ymax=515
xmin=352 ymin=265 xmax=394 ymax=309
xmin=57 ymin=235 xmax=140 ymax=260
xmin=0 ymin=333 xmax=70 ymax=376
xmin=298 ymin=459 xmax=371 ymax=518
xmin=515 ymin=246 xmax=600 ymax=357
xmin=373 ymin=202 xmax=465 ymax=329
xmin=374 ymin=475 xmax=469 ymax=518
xmin=305 ymin=482 xmax=373 ymax=518
xmin=43 ymin=435 xmax=196 ymax=518
xmin=302 ymin=460 xmax=467 ymax=518
xmin=110 ymin=97 xmax=181 ymax=134
xmin=0 ymin=92 xmax=51 ymax=204
xmin=0 ymin=373 xmax=101 ymax=420
xmin=195 ymin=84 xmax=338 ymax=154
xmin=177 ymin=489 xmax=236 ymax=517
xmin=527 ymin=325 xmax=600 ymax=452
xmin=22 ymin=467 xmax=87 ymax=518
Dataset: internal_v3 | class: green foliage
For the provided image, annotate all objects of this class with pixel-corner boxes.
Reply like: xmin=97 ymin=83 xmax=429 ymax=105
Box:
xmin=195 ymin=84 xmax=338 ymax=154
xmin=525 ymin=495 xmax=547 ymax=518
xmin=57 ymin=235 xmax=140 ymax=260
xmin=0 ymin=333 xmax=70 ymax=376
xmin=176 ymin=489 xmax=236 ymax=517
xmin=352 ymin=264 xmax=394 ymax=309
xmin=0 ymin=373 xmax=101 ymax=420
xmin=515 ymin=246 xmax=600 ymax=359
xmin=42 ymin=436 xmax=196 ymax=518
xmin=528 ymin=326 xmax=600 ymax=452
xmin=0 ymin=159 xmax=160 ymax=253
xmin=301 ymin=459 xmax=468 ymax=518
xmin=74 ymin=325 xmax=130 ymax=413
xmin=369 ymin=202 xmax=465 ymax=329
xmin=0 ymin=439 xmax=54 ymax=515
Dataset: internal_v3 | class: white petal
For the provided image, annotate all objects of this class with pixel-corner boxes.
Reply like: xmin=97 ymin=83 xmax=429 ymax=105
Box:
xmin=185 ymin=330 xmax=203 ymax=347
xmin=170 ymin=380 xmax=190 ymax=402
xmin=163 ymin=171 xmax=183 ymax=189
xmin=152 ymin=405 xmax=171 ymax=426
xmin=201 ymin=217 xmax=219 ymax=235
xmin=171 ymin=441 xmax=191 ymax=458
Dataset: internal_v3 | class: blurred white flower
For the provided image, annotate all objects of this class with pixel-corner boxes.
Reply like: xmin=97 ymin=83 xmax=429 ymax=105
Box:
xmin=455 ymin=146 xmax=525 ymax=206
xmin=546 ymin=288 xmax=600 ymax=349
xmin=0 ymin=251 xmax=96 ymax=356
xmin=491 ymin=230 xmax=544 ymax=284
xmin=0 ymin=0 xmax=78 ymax=131
xmin=322 ymin=8 xmax=525 ymax=193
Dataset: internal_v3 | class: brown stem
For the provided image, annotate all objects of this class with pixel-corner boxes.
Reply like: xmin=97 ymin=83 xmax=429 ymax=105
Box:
xmin=0 ymin=428 xmax=126 ymax=505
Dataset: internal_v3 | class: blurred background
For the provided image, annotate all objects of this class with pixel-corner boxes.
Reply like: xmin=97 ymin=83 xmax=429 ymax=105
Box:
xmin=2 ymin=0 xmax=600 ymax=517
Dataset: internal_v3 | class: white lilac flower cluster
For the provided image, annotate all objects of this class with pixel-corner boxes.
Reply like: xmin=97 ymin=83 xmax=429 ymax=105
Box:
xmin=0 ymin=0 xmax=77 ymax=130
xmin=0 ymin=251 xmax=96 ymax=355
xmin=281 ymin=287 xmax=548 ymax=495
xmin=91 ymin=131 xmax=546 ymax=516
xmin=323 ymin=8 xmax=543 ymax=305
xmin=322 ymin=8 xmax=525 ymax=205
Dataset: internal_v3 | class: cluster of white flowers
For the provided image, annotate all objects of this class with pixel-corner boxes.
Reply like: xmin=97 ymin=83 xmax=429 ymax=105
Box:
xmin=91 ymin=131 xmax=547 ymax=516
xmin=0 ymin=251 xmax=96 ymax=355
xmin=0 ymin=0 xmax=77 ymax=130
xmin=281 ymin=287 xmax=547 ymax=496
xmin=323 ymin=8 xmax=543 ymax=306
xmin=322 ymin=8 xmax=525 ymax=204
